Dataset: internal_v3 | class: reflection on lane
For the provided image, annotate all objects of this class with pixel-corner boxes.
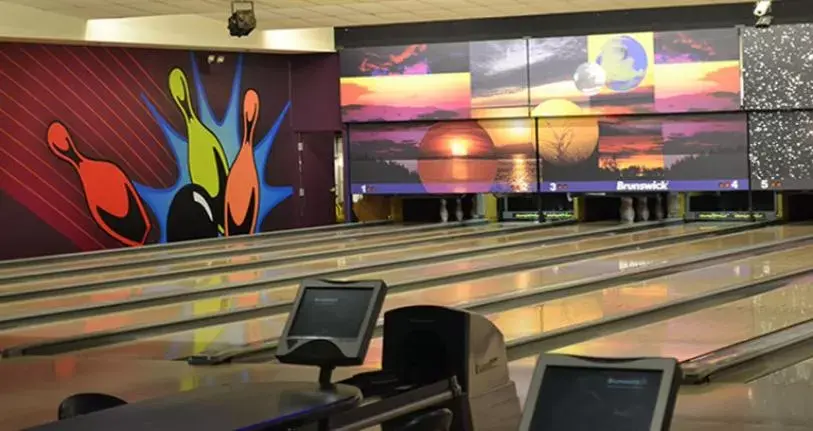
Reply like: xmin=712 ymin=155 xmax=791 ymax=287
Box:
xmin=553 ymin=273 xmax=813 ymax=361
xmin=0 ymin=223 xmax=410 ymax=278
xmin=0 ymin=222 xmax=623 ymax=318
xmin=66 ymin=225 xmax=809 ymax=361
xmin=1 ymin=222 xmax=531 ymax=293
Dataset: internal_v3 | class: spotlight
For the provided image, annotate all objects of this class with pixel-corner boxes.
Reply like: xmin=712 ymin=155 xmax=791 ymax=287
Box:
xmin=228 ymin=1 xmax=257 ymax=37
xmin=753 ymin=0 xmax=771 ymax=17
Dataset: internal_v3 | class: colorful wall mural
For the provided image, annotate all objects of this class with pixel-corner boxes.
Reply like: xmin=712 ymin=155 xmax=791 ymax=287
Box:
xmin=0 ymin=44 xmax=340 ymax=259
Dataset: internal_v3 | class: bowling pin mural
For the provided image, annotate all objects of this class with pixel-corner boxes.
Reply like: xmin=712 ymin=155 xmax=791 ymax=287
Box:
xmin=224 ymin=89 xmax=261 ymax=236
xmin=169 ymin=68 xmax=230 ymax=231
xmin=47 ymin=122 xmax=152 ymax=246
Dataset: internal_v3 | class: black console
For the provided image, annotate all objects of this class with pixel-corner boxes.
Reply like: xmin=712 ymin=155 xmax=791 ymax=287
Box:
xmin=332 ymin=305 xmax=522 ymax=431
xmin=520 ymin=354 xmax=682 ymax=431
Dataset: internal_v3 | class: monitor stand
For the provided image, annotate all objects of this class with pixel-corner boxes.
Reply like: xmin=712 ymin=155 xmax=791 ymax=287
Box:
xmin=319 ymin=365 xmax=336 ymax=389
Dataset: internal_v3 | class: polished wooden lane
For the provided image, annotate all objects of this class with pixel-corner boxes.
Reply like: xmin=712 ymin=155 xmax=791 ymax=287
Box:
xmin=60 ymin=225 xmax=807 ymax=361
xmin=551 ymin=273 xmax=813 ymax=361
xmin=0 ymin=222 xmax=408 ymax=279
xmin=0 ymin=222 xmax=537 ymax=294
xmin=0 ymin=222 xmax=628 ymax=324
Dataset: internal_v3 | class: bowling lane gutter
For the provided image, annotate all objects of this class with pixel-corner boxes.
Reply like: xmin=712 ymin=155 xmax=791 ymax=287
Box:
xmin=0 ymin=220 xmax=495 ymax=285
xmin=0 ymin=219 xmax=392 ymax=272
xmin=1 ymin=223 xmax=793 ymax=358
xmin=680 ymin=315 xmax=813 ymax=384
xmin=0 ymin=219 xmax=682 ymax=305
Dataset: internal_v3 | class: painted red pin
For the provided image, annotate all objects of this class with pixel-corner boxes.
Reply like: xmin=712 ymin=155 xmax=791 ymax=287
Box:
xmin=224 ymin=89 xmax=260 ymax=236
xmin=47 ymin=122 xmax=152 ymax=246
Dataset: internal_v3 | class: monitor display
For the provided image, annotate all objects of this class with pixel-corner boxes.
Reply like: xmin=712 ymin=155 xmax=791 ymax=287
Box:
xmin=339 ymin=40 xmax=529 ymax=122
xmin=288 ymin=288 xmax=374 ymax=339
xmin=528 ymin=366 xmax=663 ymax=431
xmin=338 ymin=28 xmax=739 ymax=123
xmin=349 ymin=118 xmax=539 ymax=194
xmin=539 ymin=112 xmax=748 ymax=192
xmin=749 ymin=110 xmax=813 ymax=191
xmin=529 ymin=28 xmax=740 ymax=118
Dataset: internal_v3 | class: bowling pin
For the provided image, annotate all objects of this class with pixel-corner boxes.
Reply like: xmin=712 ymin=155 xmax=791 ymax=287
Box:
xmin=620 ymin=196 xmax=634 ymax=223
xmin=440 ymin=198 xmax=449 ymax=223
xmin=47 ymin=122 xmax=152 ymax=246
xmin=224 ymin=89 xmax=261 ymax=236
xmin=636 ymin=196 xmax=650 ymax=222
xmin=654 ymin=194 xmax=665 ymax=220
xmin=455 ymin=197 xmax=463 ymax=222
xmin=667 ymin=193 xmax=681 ymax=219
xmin=169 ymin=68 xmax=230 ymax=231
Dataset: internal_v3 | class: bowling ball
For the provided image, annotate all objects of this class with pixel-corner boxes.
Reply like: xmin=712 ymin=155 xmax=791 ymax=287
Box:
xmin=166 ymin=184 xmax=219 ymax=242
xmin=417 ymin=121 xmax=498 ymax=193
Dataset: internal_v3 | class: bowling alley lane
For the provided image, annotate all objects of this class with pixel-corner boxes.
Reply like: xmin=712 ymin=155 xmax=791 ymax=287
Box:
xmin=0 ymin=222 xmax=411 ymax=280
xmin=0 ymin=221 xmax=644 ymax=318
xmin=62 ymin=225 xmax=811 ymax=361
xmin=549 ymin=272 xmax=813 ymax=362
xmin=0 ymin=221 xmax=527 ymax=288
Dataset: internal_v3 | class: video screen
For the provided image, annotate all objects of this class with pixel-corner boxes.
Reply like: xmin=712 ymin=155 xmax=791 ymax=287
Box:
xmin=529 ymin=366 xmax=663 ymax=431
xmin=339 ymin=28 xmax=739 ymax=123
xmin=743 ymin=24 xmax=813 ymax=110
xmin=539 ymin=113 xmax=748 ymax=192
xmin=349 ymin=119 xmax=539 ymax=194
xmin=288 ymin=288 xmax=373 ymax=339
xmin=339 ymin=40 xmax=528 ymax=122
xmin=749 ymin=110 xmax=813 ymax=191
xmin=529 ymin=28 xmax=740 ymax=118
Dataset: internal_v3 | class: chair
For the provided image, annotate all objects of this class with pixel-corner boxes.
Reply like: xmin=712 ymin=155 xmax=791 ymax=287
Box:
xmin=58 ymin=393 xmax=127 ymax=420
xmin=394 ymin=408 xmax=453 ymax=431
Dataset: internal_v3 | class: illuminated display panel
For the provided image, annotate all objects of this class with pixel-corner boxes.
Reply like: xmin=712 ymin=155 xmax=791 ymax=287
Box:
xmin=338 ymin=28 xmax=741 ymax=123
xmin=539 ymin=113 xmax=749 ymax=193
xmin=528 ymin=28 xmax=740 ymax=118
xmin=349 ymin=118 xmax=538 ymax=194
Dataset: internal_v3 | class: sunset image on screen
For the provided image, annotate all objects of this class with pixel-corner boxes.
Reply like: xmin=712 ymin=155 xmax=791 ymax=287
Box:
xmin=654 ymin=61 xmax=740 ymax=112
xmin=480 ymin=118 xmax=538 ymax=192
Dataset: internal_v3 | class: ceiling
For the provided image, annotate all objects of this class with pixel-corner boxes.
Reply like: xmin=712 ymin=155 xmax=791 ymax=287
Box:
xmin=5 ymin=0 xmax=757 ymax=29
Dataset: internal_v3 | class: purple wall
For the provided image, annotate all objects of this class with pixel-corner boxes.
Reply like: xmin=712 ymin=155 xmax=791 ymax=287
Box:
xmin=291 ymin=54 xmax=342 ymax=132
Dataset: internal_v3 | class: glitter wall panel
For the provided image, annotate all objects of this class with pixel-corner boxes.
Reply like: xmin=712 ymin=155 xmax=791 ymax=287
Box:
xmin=743 ymin=24 xmax=813 ymax=110
xmin=750 ymin=111 xmax=813 ymax=190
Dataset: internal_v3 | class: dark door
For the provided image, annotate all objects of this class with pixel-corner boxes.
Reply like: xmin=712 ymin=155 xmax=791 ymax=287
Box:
xmin=298 ymin=131 xmax=337 ymax=228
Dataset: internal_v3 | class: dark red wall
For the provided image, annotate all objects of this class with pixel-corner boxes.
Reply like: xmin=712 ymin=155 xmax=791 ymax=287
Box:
xmin=0 ymin=43 xmax=340 ymax=260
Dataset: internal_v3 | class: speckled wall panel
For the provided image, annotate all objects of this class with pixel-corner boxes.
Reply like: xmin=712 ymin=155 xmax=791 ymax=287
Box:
xmin=749 ymin=110 xmax=813 ymax=190
xmin=743 ymin=24 xmax=813 ymax=110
